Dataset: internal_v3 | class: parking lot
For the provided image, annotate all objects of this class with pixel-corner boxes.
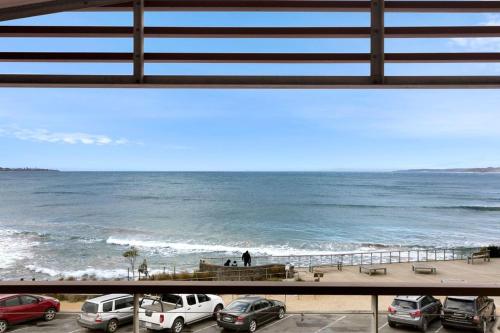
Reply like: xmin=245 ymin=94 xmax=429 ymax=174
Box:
xmin=7 ymin=313 xmax=499 ymax=333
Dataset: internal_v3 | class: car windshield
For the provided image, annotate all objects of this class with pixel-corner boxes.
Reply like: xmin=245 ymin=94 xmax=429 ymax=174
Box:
xmin=445 ymin=299 xmax=475 ymax=312
xmin=226 ymin=301 xmax=250 ymax=313
xmin=82 ymin=302 xmax=98 ymax=314
xmin=392 ymin=300 xmax=417 ymax=310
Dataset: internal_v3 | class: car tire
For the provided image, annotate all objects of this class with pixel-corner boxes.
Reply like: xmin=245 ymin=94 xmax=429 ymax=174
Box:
xmin=172 ymin=317 xmax=184 ymax=333
xmin=0 ymin=320 xmax=7 ymax=333
xmin=106 ymin=319 xmax=119 ymax=333
xmin=278 ymin=307 xmax=285 ymax=319
xmin=213 ymin=304 xmax=224 ymax=319
xmin=249 ymin=319 xmax=257 ymax=333
xmin=44 ymin=307 xmax=57 ymax=321
xmin=388 ymin=321 xmax=396 ymax=328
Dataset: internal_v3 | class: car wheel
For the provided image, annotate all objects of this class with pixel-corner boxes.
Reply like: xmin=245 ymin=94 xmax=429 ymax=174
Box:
xmin=420 ymin=318 xmax=428 ymax=332
xmin=172 ymin=318 xmax=184 ymax=333
xmin=106 ymin=319 xmax=119 ymax=333
xmin=249 ymin=319 xmax=257 ymax=333
xmin=0 ymin=320 xmax=7 ymax=333
xmin=44 ymin=307 xmax=57 ymax=321
xmin=388 ymin=321 xmax=396 ymax=328
xmin=213 ymin=304 xmax=224 ymax=319
xmin=278 ymin=307 xmax=285 ymax=319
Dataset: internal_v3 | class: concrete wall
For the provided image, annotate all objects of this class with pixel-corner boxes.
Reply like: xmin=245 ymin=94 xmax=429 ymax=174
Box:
xmin=199 ymin=261 xmax=288 ymax=281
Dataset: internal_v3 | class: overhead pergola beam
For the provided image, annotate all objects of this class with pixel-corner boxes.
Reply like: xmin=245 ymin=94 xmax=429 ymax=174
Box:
xmin=1 ymin=75 xmax=500 ymax=89
xmin=370 ymin=0 xmax=384 ymax=84
xmin=84 ymin=0 xmax=500 ymax=13
xmin=0 ymin=0 xmax=131 ymax=22
xmin=133 ymin=0 xmax=144 ymax=83
xmin=3 ymin=26 xmax=500 ymax=38
xmin=2 ymin=52 xmax=500 ymax=63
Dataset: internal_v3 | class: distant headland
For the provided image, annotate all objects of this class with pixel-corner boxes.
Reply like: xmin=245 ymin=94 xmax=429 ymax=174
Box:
xmin=396 ymin=167 xmax=500 ymax=173
xmin=0 ymin=167 xmax=59 ymax=172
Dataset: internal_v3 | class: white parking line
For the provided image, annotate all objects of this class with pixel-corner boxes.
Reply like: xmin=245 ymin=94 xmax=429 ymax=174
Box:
xmin=260 ymin=314 xmax=297 ymax=331
xmin=378 ymin=322 xmax=389 ymax=330
xmin=314 ymin=315 xmax=347 ymax=333
xmin=192 ymin=323 xmax=218 ymax=332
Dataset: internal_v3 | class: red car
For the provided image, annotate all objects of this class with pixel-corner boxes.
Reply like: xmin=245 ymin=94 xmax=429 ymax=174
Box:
xmin=0 ymin=294 xmax=60 ymax=333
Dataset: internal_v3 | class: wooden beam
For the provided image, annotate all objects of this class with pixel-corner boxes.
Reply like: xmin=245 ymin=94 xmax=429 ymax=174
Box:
xmin=0 ymin=0 xmax=130 ymax=22
xmin=3 ymin=26 xmax=500 ymax=39
xmin=87 ymin=0 xmax=500 ymax=13
xmin=133 ymin=0 xmax=144 ymax=83
xmin=370 ymin=0 xmax=384 ymax=84
xmin=1 ymin=75 xmax=500 ymax=89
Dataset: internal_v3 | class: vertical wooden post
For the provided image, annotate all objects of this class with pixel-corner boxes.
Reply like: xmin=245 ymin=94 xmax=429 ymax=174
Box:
xmin=133 ymin=0 xmax=144 ymax=83
xmin=133 ymin=293 xmax=140 ymax=333
xmin=371 ymin=295 xmax=379 ymax=333
xmin=370 ymin=0 xmax=384 ymax=84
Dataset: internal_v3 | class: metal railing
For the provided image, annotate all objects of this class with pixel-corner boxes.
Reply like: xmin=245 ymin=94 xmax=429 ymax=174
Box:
xmin=202 ymin=247 xmax=480 ymax=270
xmin=1 ymin=280 xmax=499 ymax=333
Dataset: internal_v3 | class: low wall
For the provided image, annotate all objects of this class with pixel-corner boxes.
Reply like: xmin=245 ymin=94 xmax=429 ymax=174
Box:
xmin=199 ymin=261 xmax=288 ymax=281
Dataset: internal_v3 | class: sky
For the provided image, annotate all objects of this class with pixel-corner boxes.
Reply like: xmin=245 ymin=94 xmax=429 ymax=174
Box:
xmin=1 ymin=10 xmax=500 ymax=171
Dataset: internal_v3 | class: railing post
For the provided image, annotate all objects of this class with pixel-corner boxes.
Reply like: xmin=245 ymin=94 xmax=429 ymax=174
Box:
xmin=133 ymin=293 xmax=140 ymax=333
xmin=370 ymin=0 xmax=384 ymax=84
xmin=371 ymin=253 xmax=373 ymax=265
xmin=371 ymin=295 xmax=379 ymax=333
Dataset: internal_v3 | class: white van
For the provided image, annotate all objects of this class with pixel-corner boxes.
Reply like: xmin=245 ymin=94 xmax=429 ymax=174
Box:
xmin=77 ymin=294 xmax=134 ymax=333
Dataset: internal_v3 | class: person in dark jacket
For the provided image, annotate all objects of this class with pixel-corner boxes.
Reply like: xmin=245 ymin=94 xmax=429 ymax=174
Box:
xmin=242 ymin=251 xmax=252 ymax=267
xmin=224 ymin=259 xmax=231 ymax=266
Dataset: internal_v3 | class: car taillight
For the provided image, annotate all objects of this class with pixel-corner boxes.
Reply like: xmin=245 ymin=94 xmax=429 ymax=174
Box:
xmin=160 ymin=314 xmax=164 ymax=323
xmin=235 ymin=316 xmax=245 ymax=325
xmin=473 ymin=315 xmax=480 ymax=323
xmin=95 ymin=314 xmax=102 ymax=323
xmin=410 ymin=310 xmax=421 ymax=318
xmin=388 ymin=306 xmax=397 ymax=314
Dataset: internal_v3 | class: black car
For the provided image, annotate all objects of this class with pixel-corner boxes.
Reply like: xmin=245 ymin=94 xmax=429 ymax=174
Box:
xmin=216 ymin=296 xmax=286 ymax=332
xmin=441 ymin=296 xmax=496 ymax=332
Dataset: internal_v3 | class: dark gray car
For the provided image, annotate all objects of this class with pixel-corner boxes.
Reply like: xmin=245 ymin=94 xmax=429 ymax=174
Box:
xmin=217 ymin=296 xmax=286 ymax=332
xmin=388 ymin=295 xmax=442 ymax=332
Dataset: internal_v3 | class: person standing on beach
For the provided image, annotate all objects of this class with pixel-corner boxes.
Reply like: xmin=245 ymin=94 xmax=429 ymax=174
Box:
xmin=242 ymin=251 xmax=252 ymax=267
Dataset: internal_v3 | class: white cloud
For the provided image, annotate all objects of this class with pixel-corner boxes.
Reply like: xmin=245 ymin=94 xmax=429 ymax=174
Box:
xmin=450 ymin=14 xmax=500 ymax=51
xmin=0 ymin=126 xmax=129 ymax=146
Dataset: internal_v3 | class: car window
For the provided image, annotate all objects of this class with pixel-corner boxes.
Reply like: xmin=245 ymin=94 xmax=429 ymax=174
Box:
xmin=103 ymin=301 xmax=113 ymax=312
xmin=420 ymin=297 xmax=431 ymax=308
xmin=3 ymin=297 xmax=21 ymax=307
xmin=392 ymin=299 xmax=417 ymax=310
xmin=260 ymin=301 xmax=271 ymax=309
xmin=186 ymin=295 xmax=197 ymax=306
xmin=20 ymin=295 xmax=39 ymax=305
xmin=226 ymin=301 xmax=250 ymax=313
xmin=115 ymin=297 xmax=134 ymax=310
xmin=197 ymin=294 xmax=210 ymax=303
xmin=161 ymin=294 xmax=183 ymax=307
xmin=445 ymin=298 xmax=475 ymax=312
xmin=82 ymin=302 xmax=98 ymax=314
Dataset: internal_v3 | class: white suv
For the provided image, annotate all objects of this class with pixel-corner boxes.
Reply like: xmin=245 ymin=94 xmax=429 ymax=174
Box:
xmin=77 ymin=294 xmax=134 ymax=333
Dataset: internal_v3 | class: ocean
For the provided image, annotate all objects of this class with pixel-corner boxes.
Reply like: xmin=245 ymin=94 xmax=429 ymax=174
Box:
xmin=0 ymin=171 xmax=499 ymax=280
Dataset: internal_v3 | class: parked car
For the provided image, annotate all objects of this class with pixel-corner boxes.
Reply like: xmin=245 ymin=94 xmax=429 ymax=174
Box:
xmin=139 ymin=293 xmax=224 ymax=333
xmin=217 ymin=296 xmax=286 ymax=332
xmin=441 ymin=296 xmax=496 ymax=332
xmin=0 ymin=294 xmax=60 ymax=333
xmin=77 ymin=294 xmax=134 ymax=333
xmin=387 ymin=295 xmax=442 ymax=331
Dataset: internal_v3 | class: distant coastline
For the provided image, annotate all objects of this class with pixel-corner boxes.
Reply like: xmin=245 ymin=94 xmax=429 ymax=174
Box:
xmin=396 ymin=167 xmax=500 ymax=173
xmin=0 ymin=167 xmax=59 ymax=172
